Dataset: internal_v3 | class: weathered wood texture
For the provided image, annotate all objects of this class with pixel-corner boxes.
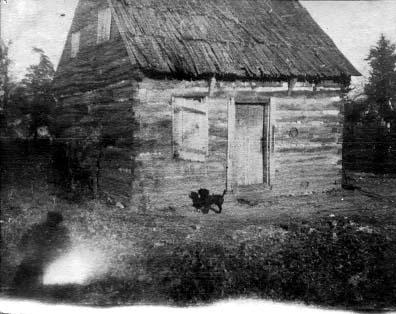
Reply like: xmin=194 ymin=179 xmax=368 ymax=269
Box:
xmin=269 ymin=96 xmax=343 ymax=197
xmin=53 ymin=0 xmax=350 ymax=209
xmin=53 ymin=0 xmax=140 ymax=202
xmin=234 ymin=104 xmax=265 ymax=186
xmin=52 ymin=0 xmax=138 ymax=95
xmin=131 ymin=79 xmax=228 ymax=209
xmin=56 ymin=71 xmax=343 ymax=208
xmin=131 ymin=78 xmax=343 ymax=208
xmin=109 ymin=0 xmax=360 ymax=79
xmin=55 ymin=79 xmax=137 ymax=202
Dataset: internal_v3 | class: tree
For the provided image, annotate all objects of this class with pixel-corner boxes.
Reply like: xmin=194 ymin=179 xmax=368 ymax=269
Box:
xmin=20 ymin=47 xmax=56 ymax=138
xmin=0 ymin=41 xmax=18 ymax=136
xmin=22 ymin=47 xmax=55 ymax=95
xmin=364 ymin=34 xmax=396 ymax=120
xmin=0 ymin=40 xmax=12 ymax=111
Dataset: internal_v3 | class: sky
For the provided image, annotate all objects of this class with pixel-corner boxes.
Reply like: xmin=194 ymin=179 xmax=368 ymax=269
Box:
xmin=2 ymin=0 xmax=396 ymax=80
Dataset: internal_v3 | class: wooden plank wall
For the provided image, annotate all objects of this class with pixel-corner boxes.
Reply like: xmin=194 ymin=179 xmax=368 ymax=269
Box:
xmin=269 ymin=96 xmax=343 ymax=196
xmin=55 ymin=80 xmax=137 ymax=201
xmin=56 ymin=75 xmax=343 ymax=208
xmin=53 ymin=0 xmax=135 ymax=96
xmin=132 ymin=79 xmax=229 ymax=210
xmin=131 ymin=78 xmax=344 ymax=209
xmin=53 ymin=0 xmax=140 ymax=203
xmin=53 ymin=0 xmax=347 ymax=208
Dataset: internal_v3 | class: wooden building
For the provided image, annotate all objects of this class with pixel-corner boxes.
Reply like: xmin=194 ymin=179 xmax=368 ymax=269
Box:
xmin=53 ymin=0 xmax=360 ymax=210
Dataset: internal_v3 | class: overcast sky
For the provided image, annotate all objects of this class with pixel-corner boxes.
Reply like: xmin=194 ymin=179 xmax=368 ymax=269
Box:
xmin=2 ymin=0 xmax=396 ymax=80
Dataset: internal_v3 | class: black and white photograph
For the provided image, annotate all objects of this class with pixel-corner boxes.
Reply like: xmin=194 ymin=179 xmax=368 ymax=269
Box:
xmin=1 ymin=0 xmax=396 ymax=313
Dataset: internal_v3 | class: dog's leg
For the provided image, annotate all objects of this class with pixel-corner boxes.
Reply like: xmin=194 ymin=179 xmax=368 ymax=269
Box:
xmin=209 ymin=206 xmax=221 ymax=214
xmin=213 ymin=205 xmax=222 ymax=214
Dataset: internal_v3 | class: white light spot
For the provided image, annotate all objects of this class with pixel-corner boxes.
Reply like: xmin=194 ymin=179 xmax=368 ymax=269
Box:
xmin=43 ymin=246 xmax=106 ymax=286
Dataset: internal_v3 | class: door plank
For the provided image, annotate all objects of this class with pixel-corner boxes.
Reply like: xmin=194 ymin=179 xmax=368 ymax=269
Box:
xmin=235 ymin=104 xmax=264 ymax=185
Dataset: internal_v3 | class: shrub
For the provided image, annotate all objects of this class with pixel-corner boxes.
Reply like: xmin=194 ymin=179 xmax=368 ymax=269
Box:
xmin=144 ymin=217 xmax=396 ymax=308
xmin=145 ymin=243 xmax=230 ymax=304
xmin=277 ymin=217 xmax=395 ymax=306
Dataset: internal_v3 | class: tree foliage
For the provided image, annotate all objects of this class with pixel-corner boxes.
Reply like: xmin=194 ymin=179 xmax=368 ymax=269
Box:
xmin=0 ymin=40 xmax=12 ymax=110
xmin=1 ymin=46 xmax=57 ymax=138
xmin=0 ymin=41 xmax=15 ymax=135
xmin=364 ymin=34 xmax=396 ymax=119
xmin=20 ymin=47 xmax=56 ymax=137
xmin=21 ymin=47 xmax=55 ymax=95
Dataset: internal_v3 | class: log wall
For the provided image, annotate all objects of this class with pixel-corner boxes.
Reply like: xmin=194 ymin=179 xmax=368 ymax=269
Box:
xmin=53 ymin=0 xmax=139 ymax=202
xmin=131 ymin=78 xmax=344 ymax=209
xmin=53 ymin=0 xmax=136 ymax=96
xmin=56 ymin=77 xmax=344 ymax=209
xmin=53 ymin=0 xmax=345 ymax=209
xmin=269 ymin=96 xmax=343 ymax=196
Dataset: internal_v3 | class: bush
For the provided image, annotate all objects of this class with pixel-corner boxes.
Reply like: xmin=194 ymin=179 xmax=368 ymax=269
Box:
xmin=144 ymin=217 xmax=396 ymax=308
xmin=278 ymin=217 xmax=394 ymax=306
xmin=145 ymin=243 xmax=230 ymax=304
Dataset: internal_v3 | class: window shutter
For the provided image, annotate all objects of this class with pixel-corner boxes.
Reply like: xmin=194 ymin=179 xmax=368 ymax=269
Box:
xmin=97 ymin=7 xmax=112 ymax=44
xmin=71 ymin=32 xmax=80 ymax=58
xmin=172 ymin=97 xmax=208 ymax=162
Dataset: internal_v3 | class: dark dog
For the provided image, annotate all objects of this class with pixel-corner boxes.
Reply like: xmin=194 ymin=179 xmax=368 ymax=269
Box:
xmin=189 ymin=188 xmax=226 ymax=214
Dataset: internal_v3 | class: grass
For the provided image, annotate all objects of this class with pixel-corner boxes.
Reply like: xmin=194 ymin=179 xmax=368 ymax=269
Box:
xmin=1 ymin=140 xmax=396 ymax=310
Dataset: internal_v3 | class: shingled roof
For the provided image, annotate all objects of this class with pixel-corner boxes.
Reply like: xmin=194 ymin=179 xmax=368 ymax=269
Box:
xmin=108 ymin=0 xmax=360 ymax=80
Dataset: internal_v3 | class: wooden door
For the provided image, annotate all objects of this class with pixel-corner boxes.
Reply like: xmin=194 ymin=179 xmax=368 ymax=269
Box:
xmin=234 ymin=104 xmax=269 ymax=186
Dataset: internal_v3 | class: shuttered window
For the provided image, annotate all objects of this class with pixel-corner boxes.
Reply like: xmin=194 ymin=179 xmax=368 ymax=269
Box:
xmin=71 ymin=31 xmax=80 ymax=58
xmin=97 ymin=7 xmax=112 ymax=44
xmin=172 ymin=97 xmax=209 ymax=162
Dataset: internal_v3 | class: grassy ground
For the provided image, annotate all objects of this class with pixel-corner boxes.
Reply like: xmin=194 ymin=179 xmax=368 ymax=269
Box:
xmin=1 ymin=141 xmax=396 ymax=309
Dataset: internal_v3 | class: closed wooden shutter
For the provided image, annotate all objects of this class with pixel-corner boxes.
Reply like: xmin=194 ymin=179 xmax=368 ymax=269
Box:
xmin=172 ymin=97 xmax=208 ymax=162
xmin=71 ymin=31 xmax=80 ymax=58
xmin=97 ymin=7 xmax=112 ymax=44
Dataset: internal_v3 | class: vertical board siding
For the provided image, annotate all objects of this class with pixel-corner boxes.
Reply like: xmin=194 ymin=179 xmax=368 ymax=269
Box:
xmin=234 ymin=105 xmax=264 ymax=186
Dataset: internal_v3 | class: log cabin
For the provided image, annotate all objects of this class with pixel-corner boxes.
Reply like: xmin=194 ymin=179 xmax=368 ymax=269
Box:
xmin=53 ymin=0 xmax=360 ymax=210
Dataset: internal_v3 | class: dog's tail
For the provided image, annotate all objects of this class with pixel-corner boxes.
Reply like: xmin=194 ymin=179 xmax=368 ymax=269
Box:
xmin=222 ymin=189 xmax=227 ymax=197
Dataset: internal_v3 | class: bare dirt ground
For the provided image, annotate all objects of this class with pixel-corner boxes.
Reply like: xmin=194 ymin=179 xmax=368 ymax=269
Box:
xmin=1 ymin=141 xmax=396 ymax=308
